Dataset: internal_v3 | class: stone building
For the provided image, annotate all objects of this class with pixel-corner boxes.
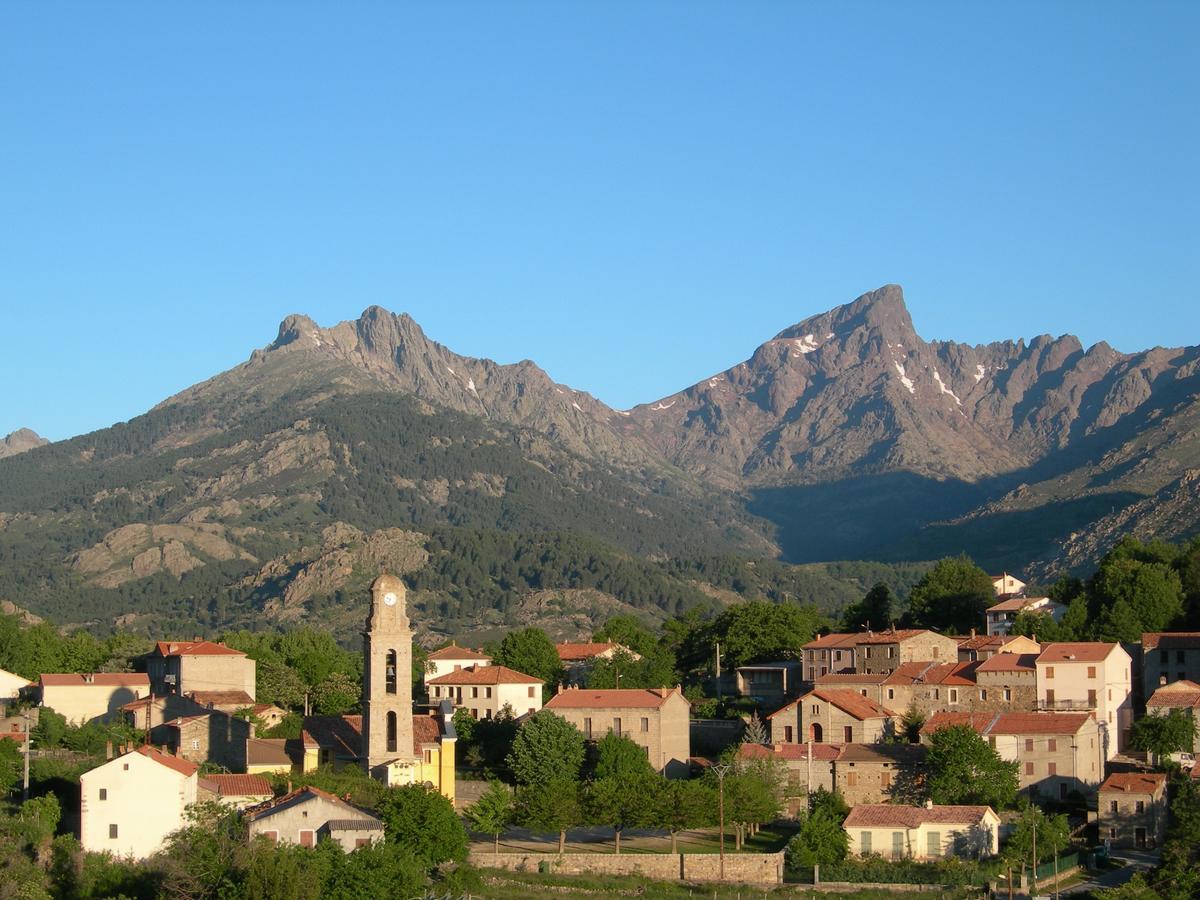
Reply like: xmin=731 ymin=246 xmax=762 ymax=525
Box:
xmin=737 ymin=742 xmax=837 ymax=815
xmin=770 ymin=688 xmax=896 ymax=744
xmin=146 ymin=640 xmax=256 ymax=702
xmin=1145 ymin=679 xmax=1200 ymax=754
xmin=801 ymin=633 xmax=859 ymax=681
xmin=956 ymin=633 xmax=1041 ymax=663
xmin=244 ymin=786 xmax=384 ymax=851
xmin=543 ymin=686 xmax=691 ymax=777
xmin=854 ymin=629 xmax=961 ymax=676
xmin=834 ymin=742 xmax=926 ymax=806
xmin=1098 ymin=772 xmax=1168 ymax=849
xmin=164 ymin=710 xmax=252 ymax=771
xmin=1142 ymin=633 xmax=1200 ymax=697
xmin=426 ymin=664 xmax=543 ymax=719
xmin=972 ymin=652 xmax=1039 ymax=713
xmin=844 ymin=804 xmax=1000 ymax=860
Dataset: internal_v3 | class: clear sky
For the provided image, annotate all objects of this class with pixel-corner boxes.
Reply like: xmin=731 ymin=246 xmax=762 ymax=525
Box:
xmin=2 ymin=2 xmax=1197 ymax=441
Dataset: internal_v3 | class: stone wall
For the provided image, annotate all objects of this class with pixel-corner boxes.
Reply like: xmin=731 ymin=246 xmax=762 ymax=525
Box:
xmin=469 ymin=849 xmax=784 ymax=884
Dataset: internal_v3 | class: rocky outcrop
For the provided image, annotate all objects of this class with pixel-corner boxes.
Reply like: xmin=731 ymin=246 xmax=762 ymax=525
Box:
xmin=70 ymin=523 xmax=257 ymax=588
xmin=0 ymin=428 xmax=48 ymax=460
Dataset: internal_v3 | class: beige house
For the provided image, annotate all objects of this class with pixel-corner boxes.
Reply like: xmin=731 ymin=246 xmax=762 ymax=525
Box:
xmin=426 ymin=664 xmax=543 ymax=719
xmin=1098 ymin=772 xmax=1168 ymax=849
xmin=245 ymin=786 xmax=384 ymax=851
xmin=1142 ymin=632 xmax=1200 ymax=697
xmin=146 ymin=640 xmax=256 ymax=701
xmin=1036 ymin=642 xmax=1132 ymax=757
xmin=544 ymin=686 xmax=690 ymax=777
xmin=165 ymin=710 xmax=253 ymax=771
xmin=0 ymin=667 xmax=29 ymax=701
xmin=39 ymin=673 xmax=150 ymax=725
xmin=737 ymin=742 xmax=838 ymax=814
xmin=956 ymin=633 xmax=1041 ymax=663
xmin=425 ymin=643 xmax=492 ymax=681
xmin=985 ymin=597 xmax=1065 ymax=636
xmin=844 ymin=804 xmax=1000 ymax=860
xmin=992 ymin=573 xmax=1026 ymax=599
xmin=1145 ymin=680 xmax=1200 ymax=754
xmin=854 ymin=629 xmax=961 ymax=676
xmin=801 ymin=633 xmax=859 ymax=681
xmin=80 ymin=746 xmax=199 ymax=859
xmin=813 ymin=672 xmax=898 ymax=710
xmin=198 ymin=773 xmax=273 ymax=809
xmin=771 ymin=688 xmax=896 ymax=744
xmin=835 ymin=743 xmax=926 ymax=806
xmin=245 ymin=736 xmax=309 ymax=776
xmin=921 ymin=711 xmax=1103 ymax=800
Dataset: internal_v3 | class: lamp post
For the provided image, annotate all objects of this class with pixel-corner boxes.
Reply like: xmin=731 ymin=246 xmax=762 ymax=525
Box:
xmin=712 ymin=763 xmax=730 ymax=881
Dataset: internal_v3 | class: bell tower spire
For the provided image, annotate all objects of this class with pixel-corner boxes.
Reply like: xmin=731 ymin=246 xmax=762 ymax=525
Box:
xmin=361 ymin=573 xmax=414 ymax=779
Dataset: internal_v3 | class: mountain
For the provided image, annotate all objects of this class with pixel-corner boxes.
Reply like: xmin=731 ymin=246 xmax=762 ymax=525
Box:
xmin=0 ymin=285 xmax=1197 ymax=637
xmin=0 ymin=428 xmax=48 ymax=460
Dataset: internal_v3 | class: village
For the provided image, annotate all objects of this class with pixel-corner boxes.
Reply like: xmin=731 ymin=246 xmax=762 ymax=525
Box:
xmin=1 ymin=568 xmax=1198 ymax=898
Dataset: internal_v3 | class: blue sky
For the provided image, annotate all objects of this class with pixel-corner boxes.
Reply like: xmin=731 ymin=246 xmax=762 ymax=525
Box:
xmin=2 ymin=2 xmax=1197 ymax=441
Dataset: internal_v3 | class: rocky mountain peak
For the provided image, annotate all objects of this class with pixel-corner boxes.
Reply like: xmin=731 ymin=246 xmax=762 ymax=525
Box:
xmin=0 ymin=428 xmax=49 ymax=460
xmin=269 ymin=314 xmax=321 ymax=350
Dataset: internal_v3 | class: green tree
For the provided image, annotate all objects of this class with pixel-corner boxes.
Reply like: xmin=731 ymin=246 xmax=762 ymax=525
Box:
xmin=925 ymin=724 xmax=1019 ymax=809
xmin=375 ymin=783 xmax=468 ymax=866
xmin=586 ymin=648 xmax=677 ymax=691
xmin=492 ymin=627 xmax=565 ymax=685
xmin=904 ymin=556 xmax=994 ymax=634
xmin=652 ymin=778 xmax=715 ymax=852
xmin=257 ymin=659 xmax=307 ymax=710
xmin=592 ymin=615 xmax=660 ymax=658
xmin=842 ymin=583 xmax=896 ymax=632
xmin=593 ymin=731 xmax=655 ymax=781
xmin=786 ymin=794 xmax=849 ymax=868
xmin=1130 ymin=710 xmax=1197 ymax=765
xmin=742 ymin=712 xmax=768 ymax=746
xmin=507 ymin=710 xmax=585 ymax=786
xmin=0 ymin=737 xmax=23 ymax=796
xmin=32 ymin=707 xmax=67 ymax=748
xmin=703 ymin=600 xmax=828 ymax=669
xmin=464 ymin=779 xmax=514 ymax=855
xmin=585 ymin=774 xmax=657 ymax=853
xmin=516 ymin=778 xmax=582 ymax=854
xmin=313 ymin=671 xmax=360 ymax=715
xmin=452 ymin=707 xmax=477 ymax=744
xmin=1003 ymin=805 xmax=1070 ymax=866
xmin=1091 ymin=545 xmax=1185 ymax=640
xmin=899 ymin=704 xmax=925 ymax=743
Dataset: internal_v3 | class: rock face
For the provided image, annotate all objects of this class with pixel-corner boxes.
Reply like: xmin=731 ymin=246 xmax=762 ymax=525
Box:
xmin=0 ymin=428 xmax=48 ymax=460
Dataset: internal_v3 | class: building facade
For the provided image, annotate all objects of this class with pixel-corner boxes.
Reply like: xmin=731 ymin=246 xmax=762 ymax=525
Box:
xmin=1035 ymin=643 xmax=1132 ymax=758
xmin=245 ymin=787 xmax=384 ymax=851
xmin=424 ymin=644 xmax=493 ymax=681
xmin=771 ymin=689 xmax=896 ymax=744
xmin=1142 ymin=633 xmax=1200 ymax=697
xmin=426 ymin=664 xmax=542 ymax=719
xmin=854 ymin=630 xmax=961 ymax=676
xmin=844 ymin=804 xmax=1000 ymax=860
xmin=39 ymin=673 xmax=150 ymax=725
xmin=80 ymin=747 xmax=198 ymax=859
xmin=1098 ymin=773 xmax=1168 ymax=849
xmin=146 ymin=640 xmax=256 ymax=701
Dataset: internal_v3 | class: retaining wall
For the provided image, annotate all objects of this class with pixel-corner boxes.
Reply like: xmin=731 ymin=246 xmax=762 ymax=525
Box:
xmin=469 ymin=849 xmax=784 ymax=884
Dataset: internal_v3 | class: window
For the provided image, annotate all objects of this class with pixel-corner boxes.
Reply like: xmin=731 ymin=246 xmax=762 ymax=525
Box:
xmin=1160 ymin=650 xmax=1169 ymax=664
xmin=1048 ymin=739 xmax=1057 ymax=752
xmin=123 ymin=763 xmax=129 ymax=771
xmin=861 ymin=831 xmax=872 ymax=854
xmin=109 ymin=824 xmax=118 ymax=839
xmin=932 ymin=647 xmax=940 ymax=659
xmin=613 ymin=717 xmax=622 ymax=734
xmin=1046 ymin=690 xmax=1055 ymax=704
xmin=860 ymin=689 xmax=867 ymax=697
xmin=949 ymin=689 xmax=958 ymax=703
xmin=844 ymin=725 xmax=853 ymax=742
xmin=847 ymin=771 xmax=858 ymax=786
xmin=891 ymin=831 xmax=904 ymax=859
xmin=808 ymin=667 xmax=816 ymax=680
xmin=355 ymin=838 xmax=371 ymax=849
xmin=1048 ymin=762 xmax=1057 ymax=776
xmin=1109 ymin=827 xmax=1117 ymax=839
xmin=1087 ymin=666 xmax=1096 ymax=678
xmin=386 ymin=650 xmax=397 ymax=695
xmin=980 ymin=690 xmax=987 ymax=701
xmin=881 ymin=770 xmax=892 ymax=788
xmin=784 ymin=725 xmax=793 ymax=742
xmin=528 ymin=686 xmax=536 ymax=698
xmin=99 ymin=789 xmax=107 ymax=801
xmin=1109 ymin=800 xmax=1118 ymax=813
xmin=424 ymin=749 xmax=433 ymax=763
xmin=926 ymin=830 xmax=942 ymax=858
xmin=811 ymin=704 xmax=820 ymax=715
xmin=386 ymin=711 xmax=397 ymax=754
xmin=1046 ymin=667 xmax=1054 ymax=679
xmin=470 ymin=708 xmax=478 ymax=718
xmin=1004 ymin=688 xmax=1012 ymax=702
xmin=887 ymin=688 xmax=895 ymax=700
xmin=471 ymin=687 xmax=479 ymax=699
xmin=1025 ymin=739 xmax=1034 ymax=752
xmin=1178 ymin=650 xmax=1186 ymax=664
xmin=432 ymin=686 xmax=440 ymax=698
xmin=887 ymin=647 xmax=895 ymax=658
xmin=299 ymin=830 xmax=315 ymax=848
xmin=1135 ymin=800 xmax=1145 ymax=814
xmin=263 ymin=830 xmax=278 ymax=844
xmin=933 ymin=689 xmax=940 ymax=700
xmin=485 ymin=687 xmax=492 ymax=698
xmin=1026 ymin=762 xmax=1034 ymax=775
xmin=989 ymin=736 xmax=997 ymax=749
xmin=641 ymin=717 xmax=649 ymax=732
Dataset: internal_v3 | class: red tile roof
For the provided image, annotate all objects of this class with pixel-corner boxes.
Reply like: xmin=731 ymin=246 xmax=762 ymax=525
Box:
xmin=199 ymin=774 xmax=273 ymax=797
xmin=40 ymin=673 xmax=149 ymax=687
xmin=738 ymin=742 xmax=842 ymax=762
xmin=976 ymin=653 xmax=1038 ymax=673
xmin=844 ymin=804 xmax=994 ymax=827
xmin=802 ymin=633 xmax=860 ymax=650
xmin=1099 ymin=773 xmax=1167 ymax=795
xmin=805 ymin=688 xmax=896 ymax=720
xmin=544 ymin=686 xmax=683 ymax=710
xmin=988 ymin=596 xmax=1053 ymax=613
xmin=135 ymin=745 xmax=199 ymax=777
xmin=244 ymin=786 xmax=378 ymax=823
xmin=1142 ymin=632 xmax=1200 ymax=651
xmin=555 ymin=642 xmax=623 ymax=662
xmin=837 ymin=743 xmax=927 ymax=764
xmin=919 ymin=662 xmax=978 ymax=686
xmin=426 ymin=644 xmax=492 ymax=661
xmin=1037 ymin=642 xmax=1119 ymax=663
xmin=956 ymin=634 xmax=1004 ymax=651
xmin=854 ymin=629 xmax=938 ymax=645
xmin=426 ymin=664 xmax=541 ymax=686
xmin=187 ymin=690 xmax=255 ymax=706
xmin=817 ymin=673 xmax=888 ymax=685
xmin=154 ymin=640 xmax=245 ymax=657
xmin=1146 ymin=680 xmax=1200 ymax=709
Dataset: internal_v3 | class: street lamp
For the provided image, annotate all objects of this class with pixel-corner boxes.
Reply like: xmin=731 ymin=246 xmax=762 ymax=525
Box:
xmin=712 ymin=763 xmax=730 ymax=881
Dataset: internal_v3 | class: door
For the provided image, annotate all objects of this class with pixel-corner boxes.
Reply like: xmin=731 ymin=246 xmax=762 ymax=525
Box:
xmin=810 ymin=723 xmax=823 ymax=743
xmin=1135 ymin=827 xmax=1147 ymax=848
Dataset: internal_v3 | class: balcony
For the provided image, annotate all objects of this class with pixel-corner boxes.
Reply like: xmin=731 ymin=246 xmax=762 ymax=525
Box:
xmin=1038 ymin=698 xmax=1096 ymax=711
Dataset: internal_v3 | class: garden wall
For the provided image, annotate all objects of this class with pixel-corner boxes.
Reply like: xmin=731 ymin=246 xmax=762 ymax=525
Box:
xmin=469 ymin=849 xmax=784 ymax=884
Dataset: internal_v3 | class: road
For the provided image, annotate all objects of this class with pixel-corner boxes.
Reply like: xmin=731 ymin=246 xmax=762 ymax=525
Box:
xmin=1061 ymin=849 xmax=1161 ymax=896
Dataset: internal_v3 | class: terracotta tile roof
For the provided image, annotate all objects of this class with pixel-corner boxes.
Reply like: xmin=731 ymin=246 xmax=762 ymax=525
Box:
xmin=1038 ymin=642 xmax=1119 ymax=663
xmin=40 ymin=672 xmax=149 ymax=687
xmin=854 ymin=629 xmax=937 ymax=646
xmin=976 ymin=653 xmax=1038 ymax=673
xmin=956 ymin=634 xmax=1004 ymax=651
xmin=426 ymin=645 xmax=492 ymax=661
xmin=187 ymin=690 xmax=255 ymax=706
xmin=802 ymin=633 xmax=860 ymax=650
xmin=426 ymin=664 xmax=541 ymax=686
xmin=837 ymin=742 xmax=926 ymax=764
xmin=135 ymin=745 xmax=199 ymax=777
xmin=1147 ymin=681 xmax=1200 ymax=709
xmin=199 ymin=774 xmax=273 ymax=797
xmin=844 ymin=804 xmax=993 ymax=827
xmin=303 ymin=713 xmax=444 ymax=757
xmin=1142 ymin=632 xmax=1200 ymax=651
xmin=883 ymin=661 xmax=939 ymax=684
xmin=245 ymin=786 xmax=380 ymax=824
xmin=922 ymin=710 xmax=1092 ymax=737
xmin=413 ymin=714 xmax=442 ymax=747
xmin=919 ymin=662 xmax=977 ymax=686
xmin=738 ymin=742 xmax=842 ymax=762
xmin=154 ymin=640 xmax=245 ymax=657
xmin=544 ymin=686 xmax=683 ymax=710
xmin=920 ymin=712 xmax=996 ymax=736
xmin=988 ymin=596 xmax=1053 ymax=613
xmin=555 ymin=642 xmax=623 ymax=662
xmin=806 ymin=688 xmax=896 ymax=720
xmin=1100 ymin=773 xmax=1167 ymax=795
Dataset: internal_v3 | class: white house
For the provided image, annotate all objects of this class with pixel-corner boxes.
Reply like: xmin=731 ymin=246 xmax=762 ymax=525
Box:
xmin=424 ymin=644 xmax=492 ymax=681
xmin=426 ymin=664 xmax=543 ymax=719
xmin=0 ymin=667 xmax=29 ymax=701
xmin=1035 ymin=642 xmax=1132 ymax=758
xmin=844 ymin=804 xmax=1000 ymax=860
xmin=985 ymin=596 xmax=1066 ymax=636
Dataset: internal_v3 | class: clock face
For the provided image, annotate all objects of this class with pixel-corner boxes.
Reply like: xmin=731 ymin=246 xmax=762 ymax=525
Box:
xmin=383 ymin=591 xmax=397 ymax=607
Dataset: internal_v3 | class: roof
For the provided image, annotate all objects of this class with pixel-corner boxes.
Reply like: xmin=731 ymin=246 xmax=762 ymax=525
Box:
xmin=1147 ymin=680 xmax=1200 ymax=709
xmin=135 ymin=745 xmax=200 ymax=777
xmin=988 ymin=596 xmax=1054 ymax=613
xmin=199 ymin=774 xmax=273 ymax=797
xmin=802 ymin=633 xmax=861 ymax=650
xmin=544 ymin=686 xmax=683 ymax=710
xmin=39 ymin=673 xmax=149 ymax=687
xmin=976 ymin=653 xmax=1038 ymax=673
xmin=426 ymin=664 xmax=541 ymax=686
xmin=837 ymin=742 xmax=926 ymax=764
xmin=1143 ymin=632 xmax=1200 ymax=651
xmin=854 ymin=629 xmax=942 ymax=646
xmin=246 ymin=737 xmax=303 ymax=766
xmin=803 ymin=689 xmax=895 ymax=720
xmin=245 ymin=786 xmax=380 ymax=824
xmin=921 ymin=710 xmax=1093 ymax=737
xmin=738 ymin=742 xmax=842 ymax=762
xmin=956 ymin=634 xmax=1004 ymax=651
xmin=555 ymin=642 xmax=623 ymax=662
xmin=327 ymin=819 xmax=385 ymax=831
xmin=187 ymin=690 xmax=255 ymax=706
xmin=817 ymin=673 xmax=888 ymax=685
xmin=1099 ymin=773 xmax=1167 ymax=796
xmin=154 ymin=640 xmax=245 ymax=658
xmin=1038 ymin=643 xmax=1119 ymax=663
xmin=426 ymin=644 xmax=492 ymax=661
xmin=844 ymin=804 xmax=994 ymax=828
xmin=919 ymin=662 xmax=978 ymax=686
xmin=735 ymin=660 xmax=801 ymax=671
xmin=303 ymin=713 xmax=445 ymax=758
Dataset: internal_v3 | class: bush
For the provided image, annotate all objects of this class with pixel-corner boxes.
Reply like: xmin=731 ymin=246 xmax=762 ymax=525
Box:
xmin=814 ymin=855 xmax=993 ymax=886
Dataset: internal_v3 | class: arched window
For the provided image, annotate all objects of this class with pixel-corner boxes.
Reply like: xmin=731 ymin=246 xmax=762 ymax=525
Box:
xmin=810 ymin=722 xmax=823 ymax=743
xmin=387 ymin=711 xmax=397 ymax=753
xmin=386 ymin=650 xmax=397 ymax=695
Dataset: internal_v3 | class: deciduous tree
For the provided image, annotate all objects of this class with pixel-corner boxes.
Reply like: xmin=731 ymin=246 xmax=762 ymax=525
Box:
xmin=904 ymin=556 xmax=993 ymax=635
xmin=375 ymin=783 xmax=468 ymax=866
xmin=507 ymin=710 xmax=585 ymax=786
xmin=925 ymin=724 xmax=1018 ymax=809
xmin=465 ymin=780 xmax=514 ymax=855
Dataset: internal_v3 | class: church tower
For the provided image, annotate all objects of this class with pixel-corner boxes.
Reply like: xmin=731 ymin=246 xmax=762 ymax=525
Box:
xmin=361 ymin=573 xmax=415 ymax=779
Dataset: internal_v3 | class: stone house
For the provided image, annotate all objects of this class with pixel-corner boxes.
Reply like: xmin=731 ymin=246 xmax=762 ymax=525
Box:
xmin=1036 ymin=642 xmax=1132 ymax=757
xmin=770 ymin=688 xmax=896 ymax=744
xmin=972 ymin=652 xmax=1039 ymax=713
xmin=902 ymin=662 xmax=979 ymax=718
xmin=426 ymin=664 xmax=543 ymax=719
xmin=956 ymin=633 xmax=1041 ymax=663
xmin=1145 ymin=680 xmax=1200 ymax=754
xmin=854 ymin=629 xmax=961 ymax=676
xmin=80 ymin=746 xmax=198 ymax=859
xmin=39 ymin=673 xmax=150 ymax=725
xmin=801 ymin=633 xmax=859 ymax=681
xmin=834 ymin=743 xmax=926 ymax=806
xmin=543 ymin=686 xmax=690 ymax=777
xmin=1142 ymin=633 xmax=1200 ymax=697
xmin=844 ymin=804 xmax=1000 ymax=860
xmin=921 ymin=711 xmax=1103 ymax=800
xmin=425 ymin=644 xmax=492 ymax=681
xmin=737 ymin=742 xmax=838 ymax=816
xmin=244 ymin=786 xmax=384 ymax=851
xmin=185 ymin=690 xmax=257 ymax=713
xmin=121 ymin=692 xmax=212 ymax=733
xmin=165 ymin=710 xmax=253 ymax=771
xmin=198 ymin=773 xmax=274 ymax=809
xmin=146 ymin=640 xmax=256 ymax=701
xmin=1098 ymin=772 xmax=1168 ymax=849
xmin=813 ymin=673 xmax=901 ymax=711
xmin=985 ymin=597 xmax=1065 ymax=637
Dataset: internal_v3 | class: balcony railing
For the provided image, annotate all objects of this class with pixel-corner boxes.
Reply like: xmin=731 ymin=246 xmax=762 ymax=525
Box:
xmin=1038 ymin=698 xmax=1096 ymax=711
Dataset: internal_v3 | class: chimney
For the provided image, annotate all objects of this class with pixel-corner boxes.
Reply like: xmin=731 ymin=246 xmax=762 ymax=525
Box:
xmin=925 ymin=799 xmax=934 ymax=809
xmin=970 ymin=628 xmax=976 ymax=638
xmin=287 ymin=779 xmax=293 ymax=794
xmin=105 ymin=741 xmax=113 ymax=760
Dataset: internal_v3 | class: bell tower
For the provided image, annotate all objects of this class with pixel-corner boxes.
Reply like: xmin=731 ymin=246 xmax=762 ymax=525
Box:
xmin=361 ymin=573 xmax=414 ymax=779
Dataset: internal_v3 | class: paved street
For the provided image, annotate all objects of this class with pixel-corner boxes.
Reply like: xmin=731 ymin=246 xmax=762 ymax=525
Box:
xmin=1061 ymin=849 xmax=1161 ymax=896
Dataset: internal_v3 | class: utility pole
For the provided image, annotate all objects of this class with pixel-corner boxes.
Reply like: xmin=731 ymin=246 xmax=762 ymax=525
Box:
xmin=1031 ymin=811 xmax=1038 ymax=896
xmin=712 ymin=763 xmax=730 ymax=881
xmin=715 ymin=642 xmax=722 ymax=704
xmin=22 ymin=709 xmax=31 ymax=802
